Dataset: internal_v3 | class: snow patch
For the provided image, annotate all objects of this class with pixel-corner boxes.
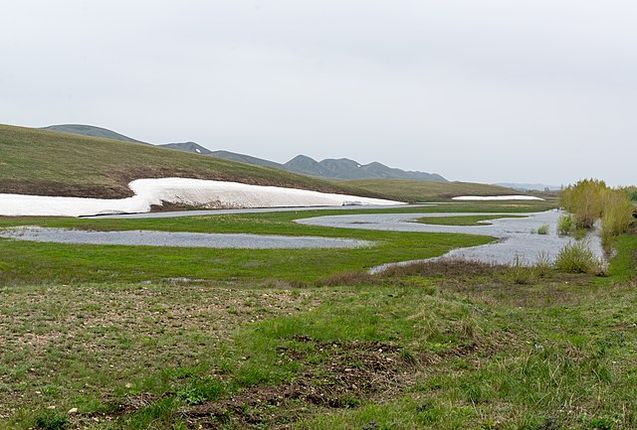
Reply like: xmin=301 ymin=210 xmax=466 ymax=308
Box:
xmin=0 ymin=177 xmax=402 ymax=217
xmin=452 ymin=195 xmax=544 ymax=201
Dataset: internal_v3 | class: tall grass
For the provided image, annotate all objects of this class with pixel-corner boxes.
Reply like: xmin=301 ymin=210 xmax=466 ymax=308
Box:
xmin=601 ymin=190 xmax=634 ymax=247
xmin=557 ymin=214 xmax=575 ymax=236
xmin=554 ymin=242 xmax=603 ymax=275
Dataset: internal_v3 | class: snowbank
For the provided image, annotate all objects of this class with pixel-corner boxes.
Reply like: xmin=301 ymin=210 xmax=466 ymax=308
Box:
xmin=452 ymin=195 xmax=544 ymax=201
xmin=0 ymin=178 xmax=402 ymax=217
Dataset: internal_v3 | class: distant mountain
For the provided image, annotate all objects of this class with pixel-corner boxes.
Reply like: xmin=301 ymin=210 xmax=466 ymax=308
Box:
xmin=43 ymin=124 xmax=446 ymax=181
xmin=158 ymin=142 xmax=212 ymax=155
xmin=208 ymin=150 xmax=283 ymax=170
xmin=41 ymin=124 xmax=147 ymax=144
xmin=496 ymin=183 xmax=561 ymax=192
xmin=285 ymin=156 xmax=446 ymax=181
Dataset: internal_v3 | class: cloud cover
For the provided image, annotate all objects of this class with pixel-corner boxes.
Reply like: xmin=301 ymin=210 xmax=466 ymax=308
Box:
xmin=1 ymin=0 xmax=635 ymax=185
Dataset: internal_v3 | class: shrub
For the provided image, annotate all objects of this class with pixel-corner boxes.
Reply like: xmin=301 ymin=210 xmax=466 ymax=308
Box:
xmin=557 ymin=214 xmax=575 ymax=236
xmin=561 ymin=179 xmax=634 ymax=245
xmin=536 ymin=224 xmax=550 ymax=235
xmin=554 ymin=242 xmax=603 ymax=275
xmin=560 ymin=179 xmax=607 ymax=228
xmin=600 ymin=189 xmax=634 ymax=247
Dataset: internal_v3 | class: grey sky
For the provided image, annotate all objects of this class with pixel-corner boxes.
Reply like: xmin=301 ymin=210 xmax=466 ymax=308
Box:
xmin=1 ymin=1 xmax=635 ymax=185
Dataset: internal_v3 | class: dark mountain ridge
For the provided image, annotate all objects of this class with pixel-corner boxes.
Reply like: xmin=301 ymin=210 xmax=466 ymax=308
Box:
xmin=42 ymin=124 xmax=447 ymax=182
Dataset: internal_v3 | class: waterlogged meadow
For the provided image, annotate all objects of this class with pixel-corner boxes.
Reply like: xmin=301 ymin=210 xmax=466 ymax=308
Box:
xmin=0 ymin=198 xmax=636 ymax=429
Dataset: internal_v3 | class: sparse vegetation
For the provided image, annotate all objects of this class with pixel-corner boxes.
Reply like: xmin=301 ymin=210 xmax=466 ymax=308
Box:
xmin=537 ymin=224 xmax=550 ymax=235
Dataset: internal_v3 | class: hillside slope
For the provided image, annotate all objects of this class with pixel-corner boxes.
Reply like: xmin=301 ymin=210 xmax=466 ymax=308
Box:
xmin=0 ymin=124 xmax=373 ymax=199
xmin=41 ymin=124 xmax=146 ymax=144
xmin=338 ymin=179 xmax=524 ymax=203
xmin=43 ymin=124 xmax=446 ymax=181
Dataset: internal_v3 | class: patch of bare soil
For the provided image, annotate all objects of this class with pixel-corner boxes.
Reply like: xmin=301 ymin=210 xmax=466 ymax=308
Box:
xmin=181 ymin=336 xmax=486 ymax=429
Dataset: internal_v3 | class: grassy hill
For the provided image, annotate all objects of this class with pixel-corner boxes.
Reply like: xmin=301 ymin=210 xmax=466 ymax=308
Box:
xmin=41 ymin=124 xmax=146 ymax=144
xmin=0 ymin=124 xmax=370 ymax=199
xmin=0 ymin=124 xmax=523 ymax=202
xmin=337 ymin=179 xmax=525 ymax=203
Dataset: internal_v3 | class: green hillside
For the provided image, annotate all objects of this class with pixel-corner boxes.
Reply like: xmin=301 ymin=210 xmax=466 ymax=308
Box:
xmin=0 ymin=124 xmax=370 ymax=199
xmin=337 ymin=179 xmax=525 ymax=203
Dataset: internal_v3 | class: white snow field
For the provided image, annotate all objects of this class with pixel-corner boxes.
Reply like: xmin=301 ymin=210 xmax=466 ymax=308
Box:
xmin=0 ymin=178 xmax=402 ymax=217
xmin=452 ymin=195 xmax=544 ymax=201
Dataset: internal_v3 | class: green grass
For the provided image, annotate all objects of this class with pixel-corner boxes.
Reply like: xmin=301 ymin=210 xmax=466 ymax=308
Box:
xmin=4 ymin=200 xmax=634 ymax=429
xmin=0 ymin=202 xmax=553 ymax=286
xmin=335 ymin=178 xmax=538 ymax=203
xmin=0 ymin=209 xmax=493 ymax=286
xmin=0 ymin=124 xmax=370 ymax=199
xmin=0 ymin=124 xmax=540 ymax=205
xmin=415 ymin=214 xmax=527 ymax=226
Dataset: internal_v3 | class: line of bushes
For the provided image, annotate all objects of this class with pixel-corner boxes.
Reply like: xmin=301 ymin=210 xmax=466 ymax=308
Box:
xmin=560 ymin=179 xmax=634 ymax=246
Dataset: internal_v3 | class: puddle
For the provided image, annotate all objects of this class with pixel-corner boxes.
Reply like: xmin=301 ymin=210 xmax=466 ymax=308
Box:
xmin=0 ymin=227 xmax=372 ymax=250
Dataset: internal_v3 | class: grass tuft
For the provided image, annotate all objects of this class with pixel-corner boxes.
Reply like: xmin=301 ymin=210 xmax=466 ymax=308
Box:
xmin=557 ymin=214 xmax=575 ymax=236
xmin=554 ymin=242 xmax=603 ymax=275
xmin=33 ymin=411 xmax=68 ymax=430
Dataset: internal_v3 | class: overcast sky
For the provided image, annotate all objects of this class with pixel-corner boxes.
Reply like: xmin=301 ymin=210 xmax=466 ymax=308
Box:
xmin=1 ymin=1 xmax=635 ymax=185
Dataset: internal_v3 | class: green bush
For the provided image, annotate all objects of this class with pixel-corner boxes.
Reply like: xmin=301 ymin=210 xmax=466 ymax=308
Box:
xmin=554 ymin=242 xmax=603 ymax=275
xmin=537 ymin=225 xmax=550 ymax=235
xmin=557 ymin=214 xmax=575 ymax=236
xmin=601 ymin=190 xmax=634 ymax=247
xmin=560 ymin=179 xmax=607 ymax=228
xmin=561 ymin=179 xmax=634 ymax=244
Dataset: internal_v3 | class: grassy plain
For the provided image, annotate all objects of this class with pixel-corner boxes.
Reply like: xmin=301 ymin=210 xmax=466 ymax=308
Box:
xmin=3 ymin=200 xmax=636 ymax=429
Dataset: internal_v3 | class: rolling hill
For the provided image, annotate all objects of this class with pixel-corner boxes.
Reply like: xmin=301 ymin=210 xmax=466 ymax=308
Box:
xmin=338 ymin=179 xmax=527 ymax=203
xmin=41 ymin=124 xmax=147 ymax=144
xmin=0 ymin=124 xmax=372 ymax=199
xmin=43 ymin=124 xmax=446 ymax=182
xmin=16 ymin=123 xmax=524 ymax=202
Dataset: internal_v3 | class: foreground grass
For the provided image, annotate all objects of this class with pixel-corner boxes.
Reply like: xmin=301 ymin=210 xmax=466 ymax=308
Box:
xmin=9 ymin=201 xmax=632 ymax=430
xmin=2 ymin=234 xmax=636 ymax=428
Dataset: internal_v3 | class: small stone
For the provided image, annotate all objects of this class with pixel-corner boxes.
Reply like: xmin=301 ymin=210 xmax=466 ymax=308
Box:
xmin=68 ymin=408 xmax=78 ymax=414
xmin=125 ymin=383 xmax=132 ymax=389
xmin=47 ymin=405 xmax=56 ymax=410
